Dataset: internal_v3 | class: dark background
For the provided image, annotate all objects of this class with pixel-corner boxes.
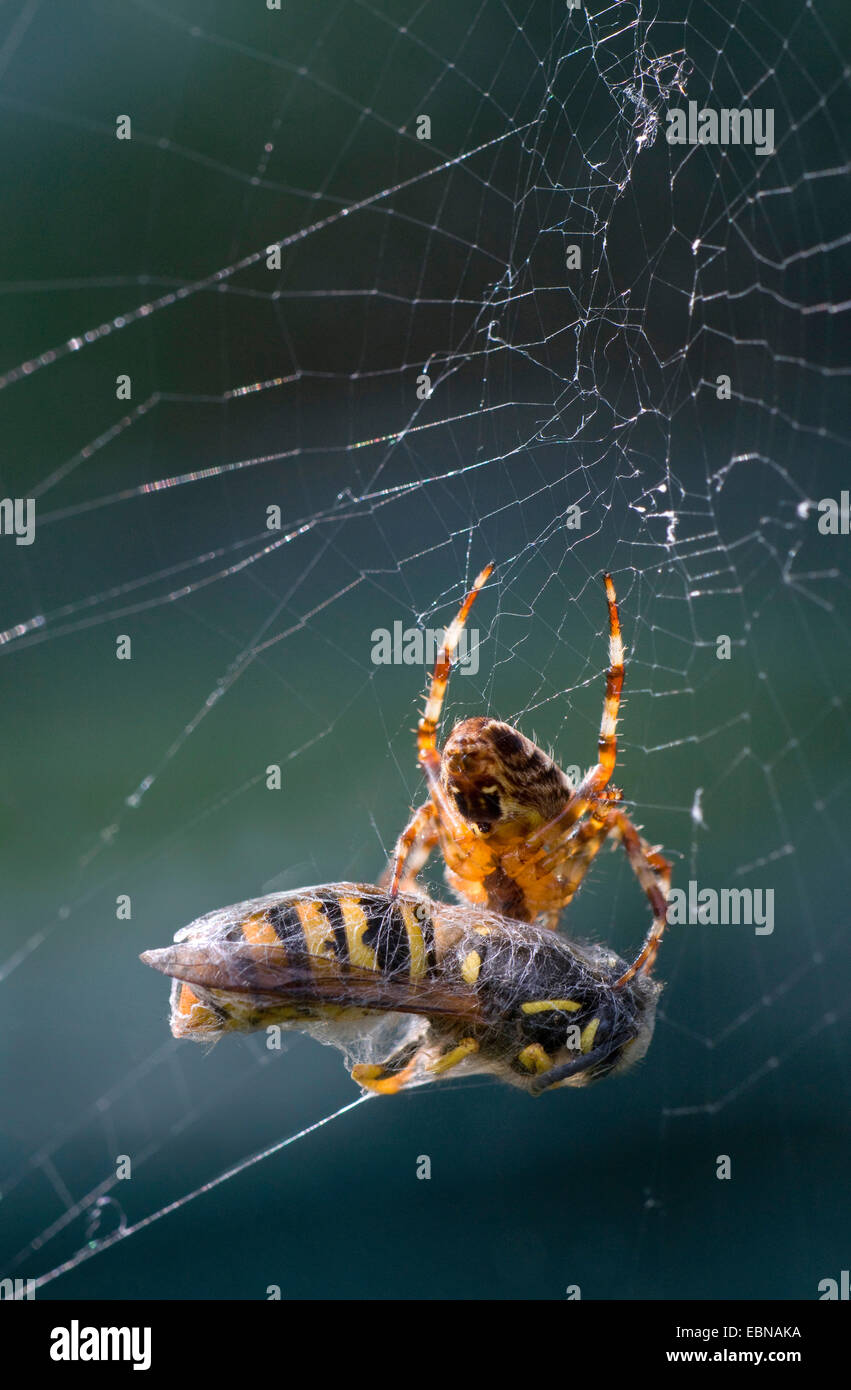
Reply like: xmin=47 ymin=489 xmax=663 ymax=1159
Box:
xmin=0 ymin=0 xmax=848 ymax=1299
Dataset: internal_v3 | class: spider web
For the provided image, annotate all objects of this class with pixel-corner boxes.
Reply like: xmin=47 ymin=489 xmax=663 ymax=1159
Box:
xmin=1 ymin=0 xmax=849 ymax=1300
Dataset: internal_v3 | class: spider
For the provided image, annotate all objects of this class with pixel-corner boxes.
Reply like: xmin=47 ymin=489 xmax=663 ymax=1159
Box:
xmin=383 ymin=566 xmax=671 ymax=986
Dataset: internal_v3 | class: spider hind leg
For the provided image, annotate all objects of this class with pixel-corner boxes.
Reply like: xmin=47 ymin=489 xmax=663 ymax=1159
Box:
xmin=610 ymin=810 xmax=671 ymax=987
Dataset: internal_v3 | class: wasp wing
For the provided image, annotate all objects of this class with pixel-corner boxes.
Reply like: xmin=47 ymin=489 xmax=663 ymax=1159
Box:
xmin=140 ymin=942 xmax=478 ymax=1022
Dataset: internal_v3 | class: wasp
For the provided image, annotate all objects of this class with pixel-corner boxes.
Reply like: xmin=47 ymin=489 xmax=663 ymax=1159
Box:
xmin=141 ymin=883 xmax=662 ymax=1095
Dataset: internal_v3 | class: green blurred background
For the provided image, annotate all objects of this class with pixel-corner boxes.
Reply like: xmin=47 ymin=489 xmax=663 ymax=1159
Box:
xmin=0 ymin=0 xmax=848 ymax=1299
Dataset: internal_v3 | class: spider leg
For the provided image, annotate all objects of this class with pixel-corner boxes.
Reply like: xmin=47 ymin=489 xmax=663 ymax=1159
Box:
xmin=384 ymin=800 xmax=439 ymax=896
xmin=398 ymin=565 xmax=492 ymax=896
xmin=530 ymin=800 xmax=669 ymax=977
xmin=417 ymin=562 xmax=493 ymax=764
xmin=525 ymin=574 xmax=625 ymax=852
xmin=608 ymin=809 xmax=671 ymax=988
xmin=593 ymin=572 xmax=625 ymax=793
xmin=534 ymin=803 xmax=621 ymax=924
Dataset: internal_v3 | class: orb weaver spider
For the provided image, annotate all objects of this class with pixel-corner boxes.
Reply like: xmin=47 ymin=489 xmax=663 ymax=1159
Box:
xmin=383 ymin=567 xmax=671 ymax=988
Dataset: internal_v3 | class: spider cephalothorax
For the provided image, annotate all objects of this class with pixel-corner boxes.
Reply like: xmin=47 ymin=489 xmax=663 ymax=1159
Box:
xmin=383 ymin=566 xmax=671 ymax=986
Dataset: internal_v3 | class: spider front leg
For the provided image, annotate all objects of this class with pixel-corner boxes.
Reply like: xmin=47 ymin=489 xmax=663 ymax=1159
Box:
xmin=384 ymin=800 xmax=439 ymax=896
xmin=526 ymin=574 xmax=626 ymax=854
xmin=417 ymin=562 xmax=493 ymax=763
xmin=565 ymin=572 xmax=625 ymax=802
xmin=593 ymin=573 xmax=626 ymax=796
xmin=387 ymin=564 xmax=493 ymax=898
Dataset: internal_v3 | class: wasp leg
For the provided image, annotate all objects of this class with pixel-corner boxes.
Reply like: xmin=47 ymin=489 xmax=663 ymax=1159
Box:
xmin=352 ymin=1061 xmax=418 ymax=1095
xmin=351 ymin=1037 xmax=424 ymax=1095
xmin=530 ymin=1036 xmax=624 ymax=1094
xmin=429 ymin=1036 xmax=479 ymax=1075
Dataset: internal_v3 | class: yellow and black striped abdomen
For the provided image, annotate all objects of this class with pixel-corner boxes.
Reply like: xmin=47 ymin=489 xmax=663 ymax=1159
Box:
xmin=151 ymin=885 xmax=440 ymax=1041
xmin=258 ymin=890 xmax=435 ymax=980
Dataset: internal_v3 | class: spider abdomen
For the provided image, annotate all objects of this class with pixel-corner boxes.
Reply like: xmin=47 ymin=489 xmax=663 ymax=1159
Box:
xmin=442 ymin=717 xmax=572 ymax=831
